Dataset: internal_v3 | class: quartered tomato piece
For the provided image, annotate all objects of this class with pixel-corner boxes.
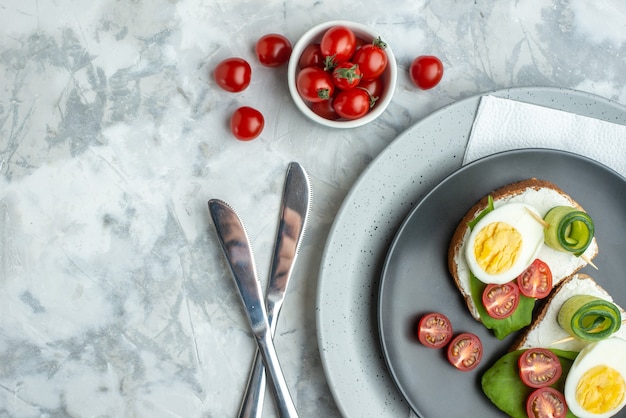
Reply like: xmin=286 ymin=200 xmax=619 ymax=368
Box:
xmin=526 ymin=387 xmax=568 ymax=418
xmin=447 ymin=332 xmax=483 ymax=371
xmin=518 ymin=348 xmax=562 ymax=388
xmin=482 ymin=282 xmax=520 ymax=319
xmin=517 ymin=259 xmax=553 ymax=299
xmin=417 ymin=312 xmax=453 ymax=349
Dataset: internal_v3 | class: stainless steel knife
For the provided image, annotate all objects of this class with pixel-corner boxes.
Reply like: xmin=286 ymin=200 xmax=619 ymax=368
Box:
xmin=238 ymin=162 xmax=311 ymax=418
xmin=208 ymin=199 xmax=299 ymax=418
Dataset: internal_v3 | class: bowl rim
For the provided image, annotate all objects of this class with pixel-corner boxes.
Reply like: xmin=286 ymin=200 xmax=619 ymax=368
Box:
xmin=287 ymin=20 xmax=397 ymax=129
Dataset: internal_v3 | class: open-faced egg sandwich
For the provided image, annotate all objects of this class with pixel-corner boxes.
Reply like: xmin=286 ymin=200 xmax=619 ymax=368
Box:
xmin=448 ymin=178 xmax=598 ymax=339
xmin=482 ymin=273 xmax=626 ymax=418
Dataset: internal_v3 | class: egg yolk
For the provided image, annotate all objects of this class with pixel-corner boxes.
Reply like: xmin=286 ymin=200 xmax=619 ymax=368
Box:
xmin=473 ymin=222 xmax=522 ymax=274
xmin=576 ymin=365 xmax=625 ymax=414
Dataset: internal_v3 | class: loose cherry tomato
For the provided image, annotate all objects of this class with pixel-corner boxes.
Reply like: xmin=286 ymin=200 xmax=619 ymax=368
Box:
xmin=230 ymin=106 xmax=264 ymax=141
xmin=482 ymin=282 xmax=520 ymax=319
xmin=417 ymin=312 xmax=453 ymax=349
xmin=332 ymin=62 xmax=362 ymax=90
xmin=256 ymin=33 xmax=292 ymax=67
xmin=320 ymin=25 xmax=356 ymax=66
xmin=516 ymin=259 xmax=553 ymax=299
xmin=518 ymin=348 xmax=562 ymax=389
xmin=333 ymin=88 xmax=372 ymax=120
xmin=214 ymin=57 xmax=252 ymax=93
xmin=310 ymin=98 xmax=339 ymax=120
xmin=352 ymin=37 xmax=388 ymax=81
xmin=526 ymin=387 xmax=568 ymax=418
xmin=446 ymin=332 xmax=483 ymax=371
xmin=409 ymin=55 xmax=444 ymax=90
xmin=296 ymin=67 xmax=334 ymax=102
xmin=298 ymin=43 xmax=325 ymax=69
xmin=359 ymin=77 xmax=384 ymax=99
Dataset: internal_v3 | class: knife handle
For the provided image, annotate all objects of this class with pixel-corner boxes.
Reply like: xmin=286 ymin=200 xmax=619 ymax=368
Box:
xmin=255 ymin=332 xmax=299 ymax=418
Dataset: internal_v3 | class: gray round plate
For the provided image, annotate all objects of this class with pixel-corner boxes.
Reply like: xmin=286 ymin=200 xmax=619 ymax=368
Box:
xmin=316 ymin=87 xmax=626 ymax=418
xmin=378 ymin=149 xmax=626 ymax=417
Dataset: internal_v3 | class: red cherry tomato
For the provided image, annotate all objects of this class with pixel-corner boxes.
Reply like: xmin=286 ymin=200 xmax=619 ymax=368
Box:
xmin=417 ymin=312 xmax=453 ymax=349
xmin=359 ymin=77 xmax=384 ymax=99
xmin=310 ymin=98 xmax=339 ymax=120
xmin=333 ymin=88 xmax=372 ymax=120
xmin=256 ymin=33 xmax=292 ymax=67
xmin=518 ymin=348 xmax=562 ymax=389
xmin=352 ymin=38 xmax=388 ymax=81
xmin=320 ymin=25 xmax=356 ymax=66
xmin=409 ymin=55 xmax=444 ymax=90
xmin=332 ymin=62 xmax=362 ymax=90
xmin=214 ymin=57 xmax=252 ymax=93
xmin=446 ymin=332 xmax=483 ymax=371
xmin=298 ymin=43 xmax=325 ymax=69
xmin=230 ymin=106 xmax=264 ymax=141
xmin=296 ymin=67 xmax=334 ymax=102
xmin=482 ymin=282 xmax=520 ymax=319
xmin=516 ymin=259 xmax=553 ymax=299
xmin=526 ymin=387 xmax=568 ymax=418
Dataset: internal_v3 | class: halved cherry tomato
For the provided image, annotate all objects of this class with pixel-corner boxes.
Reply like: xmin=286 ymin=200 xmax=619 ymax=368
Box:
xmin=482 ymin=282 xmax=520 ymax=319
xmin=296 ymin=67 xmax=334 ymax=102
xmin=447 ymin=332 xmax=483 ymax=371
xmin=230 ymin=106 xmax=264 ymax=141
xmin=352 ymin=37 xmax=388 ymax=81
xmin=417 ymin=312 xmax=453 ymax=349
xmin=333 ymin=88 xmax=372 ymax=120
xmin=517 ymin=259 xmax=553 ymax=299
xmin=526 ymin=387 xmax=568 ymax=418
xmin=256 ymin=33 xmax=292 ymax=67
xmin=409 ymin=55 xmax=443 ymax=90
xmin=518 ymin=348 xmax=562 ymax=389
xmin=332 ymin=62 xmax=362 ymax=90
xmin=214 ymin=57 xmax=252 ymax=92
xmin=298 ymin=43 xmax=325 ymax=69
xmin=320 ymin=25 xmax=356 ymax=66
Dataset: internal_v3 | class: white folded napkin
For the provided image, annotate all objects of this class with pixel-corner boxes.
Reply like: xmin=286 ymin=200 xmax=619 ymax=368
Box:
xmin=464 ymin=95 xmax=626 ymax=177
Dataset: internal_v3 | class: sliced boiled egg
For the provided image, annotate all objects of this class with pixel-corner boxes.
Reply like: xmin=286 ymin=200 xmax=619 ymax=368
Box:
xmin=564 ymin=337 xmax=626 ymax=418
xmin=465 ymin=203 xmax=544 ymax=284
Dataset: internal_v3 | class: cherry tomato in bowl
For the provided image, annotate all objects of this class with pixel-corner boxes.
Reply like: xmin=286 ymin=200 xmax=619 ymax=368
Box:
xmin=352 ymin=37 xmax=388 ymax=81
xmin=409 ymin=55 xmax=444 ymax=90
xmin=320 ymin=25 xmax=356 ymax=66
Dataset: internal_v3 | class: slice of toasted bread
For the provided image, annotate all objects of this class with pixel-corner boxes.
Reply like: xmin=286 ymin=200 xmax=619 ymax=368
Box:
xmin=511 ymin=273 xmax=626 ymax=352
xmin=448 ymin=178 xmax=599 ymax=321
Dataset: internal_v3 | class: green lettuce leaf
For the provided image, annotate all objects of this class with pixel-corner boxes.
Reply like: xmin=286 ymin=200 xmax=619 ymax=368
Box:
xmin=470 ymin=272 xmax=535 ymax=340
xmin=482 ymin=349 xmax=578 ymax=418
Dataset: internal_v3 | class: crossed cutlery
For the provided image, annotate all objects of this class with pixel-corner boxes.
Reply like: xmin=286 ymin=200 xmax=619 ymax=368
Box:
xmin=209 ymin=162 xmax=311 ymax=418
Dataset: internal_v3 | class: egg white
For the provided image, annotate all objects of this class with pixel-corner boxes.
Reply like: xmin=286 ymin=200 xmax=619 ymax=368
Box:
xmin=564 ymin=337 xmax=626 ymax=418
xmin=465 ymin=203 xmax=545 ymax=284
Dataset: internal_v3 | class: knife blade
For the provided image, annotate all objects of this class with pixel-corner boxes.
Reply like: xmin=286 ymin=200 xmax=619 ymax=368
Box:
xmin=208 ymin=199 xmax=299 ymax=418
xmin=238 ymin=162 xmax=311 ymax=418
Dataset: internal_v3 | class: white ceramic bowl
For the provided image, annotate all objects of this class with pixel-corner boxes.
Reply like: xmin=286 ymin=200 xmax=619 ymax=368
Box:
xmin=287 ymin=20 xmax=397 ymax=129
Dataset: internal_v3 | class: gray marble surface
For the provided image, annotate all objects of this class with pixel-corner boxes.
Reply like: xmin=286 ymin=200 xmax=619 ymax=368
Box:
xmin=1 ymin=1 xmax=625 ymax=417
